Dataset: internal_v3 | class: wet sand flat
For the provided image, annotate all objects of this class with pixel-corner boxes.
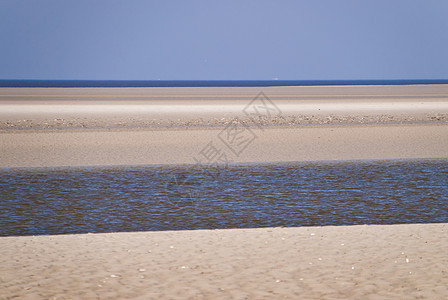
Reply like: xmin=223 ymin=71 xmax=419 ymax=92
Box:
xmin=1 ymin=124 xmax=447 ymax=168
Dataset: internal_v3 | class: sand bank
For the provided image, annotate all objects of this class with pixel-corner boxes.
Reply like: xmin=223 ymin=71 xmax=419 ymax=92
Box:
xmin=1 ymin=85 xmax=448 ymax=130
xmin=1 ymin=224 xmax=447 ymax=299
xmin=1 ymin=85 xmax=448 ymax=167
xmin=1 ymin=124 xmax=447 ymax=168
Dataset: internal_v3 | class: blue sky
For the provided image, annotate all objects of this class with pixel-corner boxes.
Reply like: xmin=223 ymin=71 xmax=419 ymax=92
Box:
xmin=1 ymin=0 xmax=447 ymax=80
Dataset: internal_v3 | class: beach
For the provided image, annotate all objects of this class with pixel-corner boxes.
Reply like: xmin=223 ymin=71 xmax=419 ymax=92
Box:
xmin=1 ymin=224 xmax=447 ymax=299
xmin=1 ymin=84 xmax=448 ymax=167
xmin=1 ymin=124 xmax=448 ymax=168
xmin=1 ymin=84 xmax=448 ymax=299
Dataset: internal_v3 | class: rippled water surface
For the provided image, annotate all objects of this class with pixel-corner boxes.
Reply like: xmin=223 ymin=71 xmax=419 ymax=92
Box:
xmin=1 ymin=159 xmax=447 ymax=236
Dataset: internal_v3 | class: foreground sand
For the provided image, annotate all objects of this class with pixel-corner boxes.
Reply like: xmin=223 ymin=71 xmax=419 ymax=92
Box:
xmin=1 ymin=224 xmax=447 ymax=299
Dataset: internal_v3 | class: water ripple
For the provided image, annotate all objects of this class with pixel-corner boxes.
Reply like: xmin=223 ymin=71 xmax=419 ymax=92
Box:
xmin=0 ymin=159 xmax=447 ymax=236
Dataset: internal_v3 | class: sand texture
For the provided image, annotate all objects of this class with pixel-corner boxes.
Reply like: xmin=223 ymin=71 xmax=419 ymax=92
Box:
xmin=1 ymin=85 xmax=448 ymax=130
xmin=1 ymin=224 xmax=447 ymax=299
xmin=1 ymin=85 xmax=448 ymax=167
xmin=1 ymin=124 xmax=447 ymax=168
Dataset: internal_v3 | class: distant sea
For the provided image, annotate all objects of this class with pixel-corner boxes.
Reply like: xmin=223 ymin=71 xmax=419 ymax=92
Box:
xmin=1 ymin=79 xmax=448 ymax=88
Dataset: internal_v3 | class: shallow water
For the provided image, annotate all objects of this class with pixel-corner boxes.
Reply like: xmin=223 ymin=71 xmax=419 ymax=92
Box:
xmin=1 ymin=159 xmax=447 ymax=236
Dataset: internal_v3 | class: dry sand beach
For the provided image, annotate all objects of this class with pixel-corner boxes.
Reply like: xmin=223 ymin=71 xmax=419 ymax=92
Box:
xmin=1 ymin=84 xmax=448 ymax=299
xmin=1 ymin=224 xmax=447 ymax=299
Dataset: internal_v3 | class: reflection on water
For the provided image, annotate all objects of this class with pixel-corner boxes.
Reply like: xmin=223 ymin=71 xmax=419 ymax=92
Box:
xmin=1 ymin=159 xmax=447 ymax=236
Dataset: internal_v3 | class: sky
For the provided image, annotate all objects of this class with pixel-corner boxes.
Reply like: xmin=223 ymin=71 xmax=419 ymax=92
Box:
xmin=1 ymin=0 xmax=448 ymax=80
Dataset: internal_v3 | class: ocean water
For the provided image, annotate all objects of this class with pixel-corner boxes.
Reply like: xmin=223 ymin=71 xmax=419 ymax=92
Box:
xmin=1 ymin=159 xmax=447 ymax=236
xmin=1 ymin=79 xmax=448 ymax=88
